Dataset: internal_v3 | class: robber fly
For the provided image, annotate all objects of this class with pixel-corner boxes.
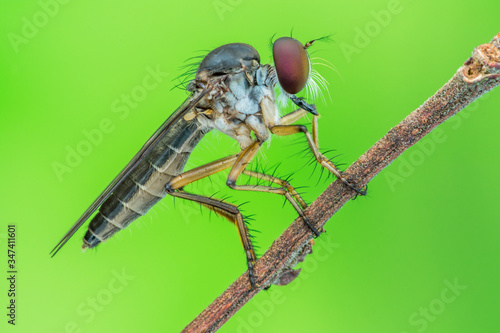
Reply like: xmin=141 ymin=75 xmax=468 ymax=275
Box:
xmin=51 ymin=36 xmax=364 ymax=287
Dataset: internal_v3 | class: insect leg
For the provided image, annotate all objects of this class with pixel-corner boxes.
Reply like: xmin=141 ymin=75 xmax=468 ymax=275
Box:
xmin=169 ymin=140 xmax=310 ymax=228
xmin=165 ymin=151 xmax=262 ymax=288
xmin=167 ymin=107 xmax=312 ymax=191
xmin=166 ymin=141 xmax=263 ymax=191
xmin=227 ymin=142 xmax=323 ymax=236
xmin=168 ymin=189 xmax=258 ymax=288
xmin=166 ymin=154 xmax=238 ymax=191
xmin=278 ymin=108 xmax=308 ymax=125
xmin=270 ymin=118 xmax=366 ymax=196
xmin=242 ymin=170 xmax=307 ymax=209
xmin=265 ymin=105 xmax=313 ymax=128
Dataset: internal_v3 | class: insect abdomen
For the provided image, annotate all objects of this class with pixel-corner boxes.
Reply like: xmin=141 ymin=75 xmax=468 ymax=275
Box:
xmin=83 ymin=117 xmax=209 ymax=249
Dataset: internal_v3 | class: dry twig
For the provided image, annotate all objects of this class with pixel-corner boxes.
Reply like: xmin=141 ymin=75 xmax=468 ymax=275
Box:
xmin=183 ymin=33 xmax=500 ymax=333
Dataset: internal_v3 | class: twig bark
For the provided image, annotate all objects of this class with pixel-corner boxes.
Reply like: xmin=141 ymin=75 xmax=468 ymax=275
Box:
xmin=183 ymin=33 xmax=500 ymax=333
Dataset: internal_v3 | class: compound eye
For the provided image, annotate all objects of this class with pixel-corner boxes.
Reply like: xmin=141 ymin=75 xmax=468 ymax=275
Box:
xmin=273 ymin=37 xmax=310 ymax=94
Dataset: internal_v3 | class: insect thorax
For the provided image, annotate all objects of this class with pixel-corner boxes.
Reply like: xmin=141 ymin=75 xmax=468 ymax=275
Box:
xmin=187 ymin=43 xmax=280 ymax=149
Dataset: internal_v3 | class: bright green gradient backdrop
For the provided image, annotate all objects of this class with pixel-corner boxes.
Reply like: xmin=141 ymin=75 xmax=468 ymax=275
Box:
xmin=1 ymin=1 xmax=499 ymax=332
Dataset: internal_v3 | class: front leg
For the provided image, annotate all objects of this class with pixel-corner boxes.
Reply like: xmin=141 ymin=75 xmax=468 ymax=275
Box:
xmin=270 ymin=118 xmax=367 ymax=196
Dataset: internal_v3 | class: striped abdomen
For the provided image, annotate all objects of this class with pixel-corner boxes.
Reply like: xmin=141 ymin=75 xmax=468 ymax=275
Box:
xmin=83 ymin=116 xmax=210 ymax=248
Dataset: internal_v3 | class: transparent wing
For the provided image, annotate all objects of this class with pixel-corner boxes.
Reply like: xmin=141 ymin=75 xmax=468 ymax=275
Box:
xmin=51 ymin=87 xmax=209 ymax=257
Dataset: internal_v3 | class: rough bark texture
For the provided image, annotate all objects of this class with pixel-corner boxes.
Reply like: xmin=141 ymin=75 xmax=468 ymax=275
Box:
xmin=183 ymin=33 xmax=500 ymax=333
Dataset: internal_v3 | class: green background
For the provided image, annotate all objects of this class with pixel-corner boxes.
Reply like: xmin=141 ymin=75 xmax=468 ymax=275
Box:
xmin=1 ymin=0 xmax=499 ymax=332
